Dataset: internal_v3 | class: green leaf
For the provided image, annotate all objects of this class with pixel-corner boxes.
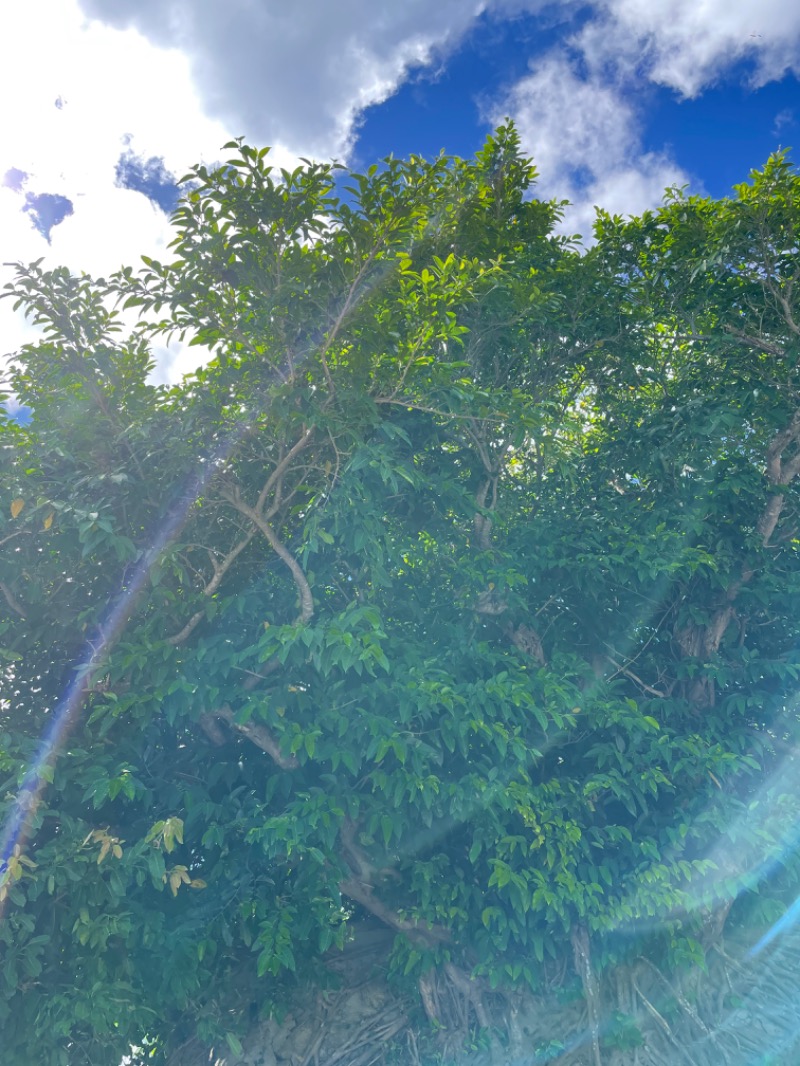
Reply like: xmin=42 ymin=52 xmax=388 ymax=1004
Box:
xmin=225 ymin=1033 xmax=244 ymax=1056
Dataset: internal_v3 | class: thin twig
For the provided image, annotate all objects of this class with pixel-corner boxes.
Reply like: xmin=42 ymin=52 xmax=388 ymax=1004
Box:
xmin=167 ymin=529 xmax=256 ymax=645
xmin=605 ymin=656 xmax=668 ymax=698
xmin=256 ymin=426 xmax=314 ymax=515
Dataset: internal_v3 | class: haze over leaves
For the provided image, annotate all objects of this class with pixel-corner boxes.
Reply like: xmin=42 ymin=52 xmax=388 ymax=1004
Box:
xmin=2 ymin=129 xmax=800 ymax=1065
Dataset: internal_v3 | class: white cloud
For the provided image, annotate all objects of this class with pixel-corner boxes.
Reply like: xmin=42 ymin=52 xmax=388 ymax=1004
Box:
xmin=47 ymin=189 xmax=172 ymax=278
xmin=0 ymin=0 xmax=243 ymax=378
xmin=773 ymin=109 xmax=796 ymax=138
xmin=493 ymin=51 xmax=690 ymax=239
xmin=495 ymin=0 xmax=800 ymax=239
xmin=1 ymin=0 xmax=496 ymax=380
xmin=145 ymin=339 xmax=209 ymax=386
xmin=579 ymin=0 xmax=800 ymax=98
xmin=77 ymin=0 xmax=490 ymax=160
xmin=0 ymin=3 xmax=235 ymax=189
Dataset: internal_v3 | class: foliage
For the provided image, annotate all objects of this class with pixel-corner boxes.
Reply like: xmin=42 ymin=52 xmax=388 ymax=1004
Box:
xmin=2 ymin=129 xmax=800 ymax=1064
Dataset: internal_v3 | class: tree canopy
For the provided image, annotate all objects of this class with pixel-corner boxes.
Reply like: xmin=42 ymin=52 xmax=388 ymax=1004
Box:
xmin=3 ymin=128 xmax=800 ymax=1066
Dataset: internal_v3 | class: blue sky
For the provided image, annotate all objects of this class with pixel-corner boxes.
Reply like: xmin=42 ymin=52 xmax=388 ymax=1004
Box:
xmin=356 ymin=10 xmax=798 ymax=200
xmin=1 ymin=0 xmax=798 ymax=382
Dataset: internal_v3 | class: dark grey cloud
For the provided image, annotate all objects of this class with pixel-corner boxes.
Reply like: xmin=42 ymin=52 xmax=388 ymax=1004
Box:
xmin=77 ymin=0 xmax=488 ymax=157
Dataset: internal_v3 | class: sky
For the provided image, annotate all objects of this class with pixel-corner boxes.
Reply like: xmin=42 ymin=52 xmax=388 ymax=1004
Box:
xmin=1 ymin=0 xmax=799 ymax=385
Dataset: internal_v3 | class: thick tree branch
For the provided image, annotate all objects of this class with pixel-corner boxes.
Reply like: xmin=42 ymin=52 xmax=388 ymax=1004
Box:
xmin=677 ymin=408 xmax=800 ymax=703
xmin=213 ymin=705 xmax=298 ymax=770
xmin=473 ymin=474 xmax=497 ymax=550
xmin=221 ymin=484 xmax=314 ymax=624
xmin=338 ymin=876 xmax=450 ymax=947
xmin=198 ymin=712 xmax=227 ymax=747
xmin=721 ymin=324 xmax=785 ymax=358
xmin=338 ymin=818 xmax=449 ymax=946
xmin=756 ymin=494 xmax=787 ymax=547
xmin=571 ymin=925 xmax=603 ymax=1066
xmin=758 ymin=409 xmax=800 ymax=547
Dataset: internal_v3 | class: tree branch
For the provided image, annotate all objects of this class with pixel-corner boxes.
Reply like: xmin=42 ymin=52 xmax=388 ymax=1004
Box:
xmin=213 ymin=705 xmax=298 ymax=770
xmin=221 ymin=485 xmax=314 ymax=624
xmin=338 ymin=818 xmax=449 ymax=946
xmin=314 ymin=232 xmax=389 ymax=395
xmin=0 ymin=581 xmax=26 ymax=619
xmin=678 ymin=407 xmax=800 ymax=694
xmin=606 ymin=656 xmax=667 ymax=698
xmin=167 ymin=529 xmax=256 ymax=645
xmin=757 ymin=408 xmax=800 ymax=547
xmin=473 ymin=474 xmax=497 ymax=551
xmin=256 ymin=427 xmax=314 ymax=516
xmin=338 ymin=876 xmax=450 ymax=947
xmin=571 ymin=924 xmax=603 ymax=1066
xmin=721 ymin=324 xmax=785 ymax=358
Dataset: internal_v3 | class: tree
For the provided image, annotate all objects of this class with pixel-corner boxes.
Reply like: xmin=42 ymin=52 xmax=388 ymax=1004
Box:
xmin=2 ymin=130 xmax=800 ymax=1066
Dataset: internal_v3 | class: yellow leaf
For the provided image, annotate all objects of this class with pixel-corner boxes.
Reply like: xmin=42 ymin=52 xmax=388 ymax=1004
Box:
xmin=43 ymin=511 xmax=54 ymax=530
xmin=11 ymin=498 xmax=24 ymax=519
xmin=112 ymin=844 xmax=123 ymax=860
xmin=169 ymin=873 xmax=181 ymax=896
xmin=190 ymin=879 xmax=207 ymax=890
xmin=708 ymin=771 xmax=722 ymax=790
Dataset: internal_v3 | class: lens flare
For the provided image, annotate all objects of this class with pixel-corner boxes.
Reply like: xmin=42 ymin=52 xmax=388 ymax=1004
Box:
xmin=0 ymin=430 xmax=244 ymax=908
